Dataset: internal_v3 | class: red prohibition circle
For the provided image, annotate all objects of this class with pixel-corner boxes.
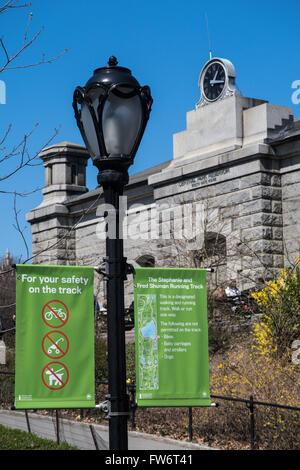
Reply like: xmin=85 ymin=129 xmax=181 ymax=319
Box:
xmin=42 ymin=330 xmax=70 ymax=359
xmin=42 ymin=300 xmax=69 ymax=328
xmin=42 ymin=361 xmax=69 ymax=390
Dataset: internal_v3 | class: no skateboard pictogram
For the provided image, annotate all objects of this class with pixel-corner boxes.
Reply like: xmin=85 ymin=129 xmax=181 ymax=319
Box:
xmin=42 ymin=362 xmax=69 ymax=390
xmin=42 ymin=331 xmax=69 ymax=359
xmin=42 ymin=300 xmax=69 ymax=328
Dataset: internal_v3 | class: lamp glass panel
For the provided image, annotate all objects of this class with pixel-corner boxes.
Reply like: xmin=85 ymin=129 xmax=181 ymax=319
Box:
xmin=102 ymin=87 xmax=142 ymax=156
xmin=80 ymin=103 xmax=99 ymax=158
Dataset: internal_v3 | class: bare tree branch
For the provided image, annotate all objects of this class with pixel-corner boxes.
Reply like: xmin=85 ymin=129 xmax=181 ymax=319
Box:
xmin=0 ymin=21 xmax=43 ymax=72
xmin=0 ymin=302 xmax=15 ymax=308
xmin=0 ymin=4 xmax=67 ymax=193
xmin=4 ymin=47 xmax=68 ymax=71
xmin=0 ymin=124 xmax=12 ymax=149
xmin=0 ymin=37 xmax=9 ymax=62
xmin=0 ymin=124 xmax=60 ymax=182
xmin=0 ymin=185 xmax=42 ymax=196
xmin=0 ymin=1 xmax=30 ymax=16
xmin=12 ymin=191 xmax=29 ymax=259
xmin=0 ymin=5 xmax=68 ymax=74
xmin=22 ymin=9 xmax=32 ymax=46
xmin=0 ymin=189 xmax=104 ymax=277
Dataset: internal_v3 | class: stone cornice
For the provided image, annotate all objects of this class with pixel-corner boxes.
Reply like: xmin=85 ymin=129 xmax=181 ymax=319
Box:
xmin=149 ymin=143 xmax=274 ymax=187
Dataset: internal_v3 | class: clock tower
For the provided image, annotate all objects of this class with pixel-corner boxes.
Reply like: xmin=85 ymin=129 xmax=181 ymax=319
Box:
xmin=196 ymin=57 xmax=239 ymax=107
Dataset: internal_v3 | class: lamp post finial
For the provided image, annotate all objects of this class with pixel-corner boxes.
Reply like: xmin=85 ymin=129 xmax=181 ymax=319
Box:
xmin=108 ymin=56 xmax=118 ymax=66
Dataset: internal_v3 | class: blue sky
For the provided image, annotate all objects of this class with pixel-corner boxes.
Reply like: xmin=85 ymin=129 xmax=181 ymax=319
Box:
xmin=0 ymin=0 xmax=300 ymax=260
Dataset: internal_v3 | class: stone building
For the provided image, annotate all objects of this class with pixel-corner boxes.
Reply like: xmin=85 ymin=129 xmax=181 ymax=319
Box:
xmin=27 ymin=58 xmax=300 ymax=307
xmin=1 ymin=249 xmax=14 ymax=271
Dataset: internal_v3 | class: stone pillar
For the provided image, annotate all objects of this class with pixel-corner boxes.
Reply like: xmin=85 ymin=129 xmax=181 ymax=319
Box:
xmin=26 ymin=142 xmax=90 ymax=265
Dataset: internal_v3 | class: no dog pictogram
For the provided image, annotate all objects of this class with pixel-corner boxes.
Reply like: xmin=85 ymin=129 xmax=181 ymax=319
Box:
xmin=42 ymin=362 xmax=69 ymax=390
xmin=42 ymin=300 xmax=69 ymax=328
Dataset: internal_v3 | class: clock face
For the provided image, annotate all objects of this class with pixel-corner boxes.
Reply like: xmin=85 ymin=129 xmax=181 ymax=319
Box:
xmin=202 ymin=62 xmax=226 ymax=101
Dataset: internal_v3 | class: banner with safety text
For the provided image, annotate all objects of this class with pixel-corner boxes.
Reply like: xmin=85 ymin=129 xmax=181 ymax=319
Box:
xmin=15 ymin=264 xmax=95 ymax=409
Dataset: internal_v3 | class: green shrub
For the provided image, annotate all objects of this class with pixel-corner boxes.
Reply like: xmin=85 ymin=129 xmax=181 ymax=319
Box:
xmin=251 ymin=259 xmax=300 ymax=357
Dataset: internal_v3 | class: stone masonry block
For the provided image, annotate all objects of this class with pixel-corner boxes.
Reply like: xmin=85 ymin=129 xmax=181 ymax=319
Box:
xmin=232 ymin=214 xmax=253 ymax=230
xmin=282 ymin=198 xmax=300 ymax=214
xmin=239 ymin=173 xmax=267 ymax=190
xmin=251 ymin=186 xmax=282 ymax=200
xmin=272 ymin=201 xmax=282 ymax=214
xmin=241 ymin=199 xmax=272 ymax=215
xmin=281 ymin=171 xmax=300 ymax=186
xmin=271 ymin=174 xmax=281 ymax=187
xmin=248 ymin=239 xmax=283 ymax=254
xmin=282 ymin=182 xmax=300 ymax=200
xmin=252 ymin=213 xmax=283 ymax=227
xmin=241 ymin=226 xmax=273 ymax=241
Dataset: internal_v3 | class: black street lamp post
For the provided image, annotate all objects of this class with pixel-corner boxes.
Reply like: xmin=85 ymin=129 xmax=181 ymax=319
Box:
xmin=73 ymin=56 xmax=152 ymax=450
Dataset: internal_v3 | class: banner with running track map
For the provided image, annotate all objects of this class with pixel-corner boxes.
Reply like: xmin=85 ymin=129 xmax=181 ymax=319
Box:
xmin=15 ymin=264 xmax=95 ymax=409
xmin=134 ymin=267 xmax=210 ymax=407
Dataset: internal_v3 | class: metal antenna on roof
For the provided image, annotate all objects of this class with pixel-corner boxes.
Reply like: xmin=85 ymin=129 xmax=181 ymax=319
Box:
xmin=205 ymin=13 xmax=213 ymax=60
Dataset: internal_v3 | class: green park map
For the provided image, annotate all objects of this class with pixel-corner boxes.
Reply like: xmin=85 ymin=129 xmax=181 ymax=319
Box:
xmin=136 ymin=294 xmax=159 ymax=391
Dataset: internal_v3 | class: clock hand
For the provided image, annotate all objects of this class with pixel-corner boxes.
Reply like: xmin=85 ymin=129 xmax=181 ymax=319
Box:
xmin=210 ymin=69 xmax=218 ymax=86
xmin=210 ymin=79 xmax=224 ymax=85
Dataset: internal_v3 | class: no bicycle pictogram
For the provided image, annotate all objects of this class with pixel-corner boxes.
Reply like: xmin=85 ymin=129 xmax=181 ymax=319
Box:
xmin=42 ymin=362 xmax=69 ymax=390
xmin=42 ymin=330 xmax=69 ymax=359
xmin=42 ymin=300 xmax=69 ymax=328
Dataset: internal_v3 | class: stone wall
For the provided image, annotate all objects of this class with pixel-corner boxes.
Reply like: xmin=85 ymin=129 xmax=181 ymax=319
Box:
xmin=281 ymin=155 xmax=300 ymax=265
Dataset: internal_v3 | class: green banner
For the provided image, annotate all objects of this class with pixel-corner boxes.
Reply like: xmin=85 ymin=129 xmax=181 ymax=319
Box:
xmin=15 ymin=265 xmax=95 ymax=409
xmin=134 ymin=268 xmax=210 ymax=407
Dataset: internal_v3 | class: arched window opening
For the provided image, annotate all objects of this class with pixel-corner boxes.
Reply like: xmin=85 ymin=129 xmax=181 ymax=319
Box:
xmin=136 ymin=254 xmax=155 ymax=267
xmin=188 ymin=232 xmax=227 ymax=268
xmin=204 ymin=232 xmax=226 ymax=259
